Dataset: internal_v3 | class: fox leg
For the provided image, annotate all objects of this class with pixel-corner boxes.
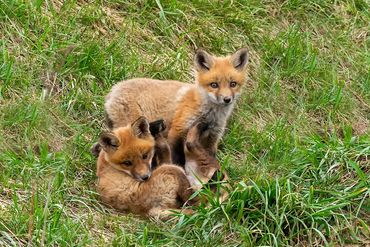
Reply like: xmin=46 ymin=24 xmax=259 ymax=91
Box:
xmin=168 ymin=124 xmax=186 ymax=166
xmin=168 ymin=135 xmax=185 ymax=166
xmin=154 ymin=136 xmax=172 ymax=165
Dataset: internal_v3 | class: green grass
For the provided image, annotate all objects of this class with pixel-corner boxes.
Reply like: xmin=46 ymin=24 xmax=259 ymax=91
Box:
xmin=0 ymin=0 xmax=369 ymax=246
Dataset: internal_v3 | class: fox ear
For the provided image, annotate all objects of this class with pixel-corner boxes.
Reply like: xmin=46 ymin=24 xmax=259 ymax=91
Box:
xmin=194 ymin=49 xmax=214 ymax=71
xmin=132 ymin=116 xmax=150 ymax=138
xmin=99 ymin=132 xmax=119 ymax=152
xmin=186 ymin=121 xmax=202 ymax=145
xmin=230 ymin=47 xmax=249 ymax=70
xmin=149 ymin=119 xmax=166 ymax=136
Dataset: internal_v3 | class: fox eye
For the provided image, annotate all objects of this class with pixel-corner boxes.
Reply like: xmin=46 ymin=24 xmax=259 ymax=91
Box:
xmin=121 ymin=160 xmax=132 ymax=166
xmin=210 ymin=82 xmax=218 ymax=88
xmin=142 ymin=153 xmax=148 ymax=159
xmin=230 ymin=81 xmax=237 ymax=88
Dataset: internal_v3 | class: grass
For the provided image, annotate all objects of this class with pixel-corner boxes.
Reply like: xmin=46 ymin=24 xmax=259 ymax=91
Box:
xmin=0 ymin=0 xmax=369 ymax=246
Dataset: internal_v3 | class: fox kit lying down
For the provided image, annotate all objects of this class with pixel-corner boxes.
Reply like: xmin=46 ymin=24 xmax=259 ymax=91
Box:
xmin=104 ymin=48 xmax=249 ymax=165
xmin=96 ymin=117 xmax=194 ymax=219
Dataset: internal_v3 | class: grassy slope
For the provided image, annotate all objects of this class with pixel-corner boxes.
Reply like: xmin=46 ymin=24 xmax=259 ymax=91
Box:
xmin=0 ymin=0 xmax=369 ymax=246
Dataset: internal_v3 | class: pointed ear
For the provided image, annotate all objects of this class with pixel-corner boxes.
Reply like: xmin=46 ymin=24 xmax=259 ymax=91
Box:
xmin=194 ymin=49 xmax=214 ymax=71
xmin=186 ymin=122 xmax=201 ymax=146
xmin=230 ymin=48 xmax=249 ymax=70
xmin=99 ymin=132 xmax=119 ymax=152
xmin=149 ymin=119 xmax=166 ymax=136
xmin=192 ymin=120 xmax=218 ymax=153
xmin=132 ymin=116 xmax=150 ymax=138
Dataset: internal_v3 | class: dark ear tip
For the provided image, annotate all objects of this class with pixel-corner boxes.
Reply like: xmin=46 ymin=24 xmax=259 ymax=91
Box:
xmin=194 ymin=49 xmax=213 ymax=71
xmin=232 ymin=47 xmax=249 ymax=69
xmin=133 ymin=116 xmax=149 ymax=129
xmin=154 ymin=119 xmax=166 ymax=130
xmin=235 ymin=47 xmax=249 ymax=58
xmin=99 ymin=131 xmax=119 ymax=149
xmin=185 ymin=142 xmax=194 ymax=151
xmin=132 ymin=116 xmax=150 ymax=137
xmin=238 ymin=48 xmax=249 ymax=58
xmin=239 ymin=47 xmax=249 ymax=52
xmin=195 ymin=49 xmax=211 ymax=60
xmin=135 ymin=116 xmax=148 ymax=123
xmin=149 ymin=119 xmax=166 ymax=135
xmin=91 ymin=143 xmax=101 ymax=157
xmin=99 ymin=132 xmax=113 ymax=143
xmin=99 ymin=131 xmax=110 ymax=140
xmin=195 ymin=48 xmax=206 ymax=55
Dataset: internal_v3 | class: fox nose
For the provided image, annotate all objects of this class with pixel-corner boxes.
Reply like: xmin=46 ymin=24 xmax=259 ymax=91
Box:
xmin=223 ymin=97 xmax=232 ymax=104
xmin=140 ymin=174 xmax=150 ymax=181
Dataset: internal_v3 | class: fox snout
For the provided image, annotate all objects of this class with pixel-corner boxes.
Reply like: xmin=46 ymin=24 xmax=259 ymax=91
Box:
xmin=135 ymin=172 xmax=151 ymax=181
xmin=212 ymin=93 xmax=233 ymax=105
xmin=207 ymin=91 xmax=234 ymax=106
xmin=133 ymin=163 xmax=152 ymax=181
xmin=219 ymin=95 xmax=233 ymax=105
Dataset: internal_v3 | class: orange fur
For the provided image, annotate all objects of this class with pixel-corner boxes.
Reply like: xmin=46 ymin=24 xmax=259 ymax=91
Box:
xmin=104 ymin=48 xmax=249 ymax=165
xmin=168 ymin=48 xmax=249 ymax=165
xmin=96 ymin=117 xmax=195 ymax=219
xmin=184 ymin=120 xmax=230 ymax=203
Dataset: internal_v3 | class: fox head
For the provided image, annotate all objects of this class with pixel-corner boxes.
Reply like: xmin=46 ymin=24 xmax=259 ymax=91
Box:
xmin=99 ymin=116 xmax=155 ymax=181
xmin=194 ymin=47 xmax=249 ymax=106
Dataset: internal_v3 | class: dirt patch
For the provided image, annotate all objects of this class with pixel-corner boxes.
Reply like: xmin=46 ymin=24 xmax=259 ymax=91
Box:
xmin=353 ymin=117 xmax=369 ymax=136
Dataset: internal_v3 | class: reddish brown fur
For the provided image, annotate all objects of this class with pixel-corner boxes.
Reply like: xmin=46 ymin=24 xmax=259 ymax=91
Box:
xmin=197 ymin=58 xmax=246 ymax=98
xmin=168 ymin=48 xmax=249 ymax=165
xmin=96 ymin=118 xmax=195 ymax=219
xmin=104 ymin=78 xmax=191 ymax=131
xmin=99 ymin=126 xmax=155 ymax=180
xmin=149 ymin=119 xmax=172 ymax=168
xmin=153 ymin=134 xmax=172 ymax=167
xmin=184 ymin=121 xmax=230 ymax=202
xmin=104 ymin=48 xmax=249 ymax=166
xmin=170 ymin=55 xmax=247 ymax=137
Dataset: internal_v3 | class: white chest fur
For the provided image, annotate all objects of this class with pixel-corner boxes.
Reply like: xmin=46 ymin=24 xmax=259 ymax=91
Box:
xmin=199 ymin=96 xmax=235 ymax=138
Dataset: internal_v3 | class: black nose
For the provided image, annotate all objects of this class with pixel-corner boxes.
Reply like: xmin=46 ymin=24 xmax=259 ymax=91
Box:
xmin=223 ymin=97 xmax=231 ymax=104
xmin=141 ymin=174 xmax=150 ymax=181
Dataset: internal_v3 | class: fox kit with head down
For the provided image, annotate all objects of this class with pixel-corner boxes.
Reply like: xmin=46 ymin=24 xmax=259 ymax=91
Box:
xmin=104 ymin=48 xmax=249 ymax=165
xmin=184 ymin=118 xmax=230 ymax=203
xmin=96 ymin=117 xmax=194 ymax=219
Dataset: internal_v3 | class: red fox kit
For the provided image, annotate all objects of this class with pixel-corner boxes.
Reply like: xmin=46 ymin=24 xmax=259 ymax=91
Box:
xmin=184 ymin=119 xmax=229 ymax=202
xmin=96 ymin=117 xmax=194 ymax=219
xmin=104 ymin=48 xmax=249 ymax=165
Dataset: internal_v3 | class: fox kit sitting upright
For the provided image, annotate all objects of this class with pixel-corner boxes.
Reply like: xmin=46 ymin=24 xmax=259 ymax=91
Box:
xmin=96 ymin=117 xmax=194 ymax=219
xmin=105 ymin=48 xmax=249 ymax=165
